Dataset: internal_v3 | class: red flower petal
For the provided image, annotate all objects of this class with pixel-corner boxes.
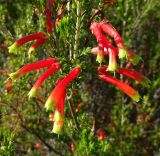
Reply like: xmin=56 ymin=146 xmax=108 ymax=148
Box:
xmin=9 ymin=57 xmax=58 ymax=79
xmin=98 ymin=74 xmax=140 ymax=102
xmin=45 ymin=66 xmax=81 ymax=111
xmin=28 ymin=62 xmax=61 ymax=98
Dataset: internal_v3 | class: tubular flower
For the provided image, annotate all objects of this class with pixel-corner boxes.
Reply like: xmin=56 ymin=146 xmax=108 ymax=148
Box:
xmin=98 ymin=65 xmax=150 ymax=87
xmin=90 ymin=22 xmax=114 ymax=49
xmin=8 ymin=32 xmax=48 ymax=54
xmin=107 ymin=48 xmax=117 ymax=72
xmin=117 ymin=68 xmax=151 ymax=87
xmin=98 ymin=74 xmax=140 ymax=102
xmin=90 ymin=22 xmax=117 ymax=64
xmin=96 ymin=43 xmax=105 ymax=64
xmin=99 ymin=21 xmax=128 ymax=59
xmin=28 ymin=62 xmax=61 ymax=98
xmin=52 ymin=87 xmax=66 ymax=134
xmin=28 ymin=38 xmax=48 ymax=58
xmin=45 ymin=66 xmax=81 ymax=112
xmin=9 ymin=57 xmax=57 ymax=80
xmin=90 ymin=23 xmax=104 ymax=64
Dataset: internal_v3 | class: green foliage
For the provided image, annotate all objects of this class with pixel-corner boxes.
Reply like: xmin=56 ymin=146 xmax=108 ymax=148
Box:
xmin=0 ymin=128 xmax=15 ymax=156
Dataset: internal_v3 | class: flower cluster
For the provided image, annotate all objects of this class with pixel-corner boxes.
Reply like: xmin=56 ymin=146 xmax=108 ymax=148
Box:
xmin=8 ymin=1 xmax=80 ymax=134
xmin=9 ymin=57 xmax=80 ymax=133
xmin=8 ymin=0 xmax=67 ymax=58
xmin=89 ymin=11 xmax=150 ymax=102
xmin=8 ymin=32 xmax=48 ymax=58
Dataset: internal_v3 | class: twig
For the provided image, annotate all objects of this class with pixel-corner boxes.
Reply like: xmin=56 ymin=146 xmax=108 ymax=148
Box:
xmin=73 ymin=0 xmax=81 ymax=59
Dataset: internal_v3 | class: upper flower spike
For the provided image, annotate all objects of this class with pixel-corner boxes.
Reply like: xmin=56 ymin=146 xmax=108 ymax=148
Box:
xmin=99 ymin=21 xmax=128 ymax=59
xmin=90 ymin=22 xmax=118 ymax=68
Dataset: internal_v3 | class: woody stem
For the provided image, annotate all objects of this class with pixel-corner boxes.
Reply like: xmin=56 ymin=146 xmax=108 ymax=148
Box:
xmin=67 ymin=91 xmax=79 ymax=130
xmin=73 ymin=0 xmax=81 ymax=59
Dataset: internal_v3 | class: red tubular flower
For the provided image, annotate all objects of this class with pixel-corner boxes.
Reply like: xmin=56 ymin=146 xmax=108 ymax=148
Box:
xmin=8 ymin=32 xmax=47 ymax=53
xmin=28 ymin=62 xmax=61 ymax=98
xmin=45 ymin=66 xmax=81 ymax=112
xmin=96 ymin=43 xmax=105 ymax=64
xmin=98 ymin=74 xmax=140 ymax=102
xmin=117 ymin=68 xmax=150 ymax=87
xmin=52 ymin=88 xmax=66 ymax=134
xmin=99 ymin=21 xmax=128 ymax=59
xmin=9 ymin=57 xmax=57 ymax=80
xmin=28 ymin=38 xmax=48 ymax=58
xmin=98 ymin=128 xmax=105 ymax=140
xmin=98 ymin=65 xmax=150 ymax=87
xmin=90 ymin=22 xmax=116 ymax=64
xmin=90 ymin=22 xmax=113 ymax=48
xmin=90 ymin=23 xmax=118 ymax=70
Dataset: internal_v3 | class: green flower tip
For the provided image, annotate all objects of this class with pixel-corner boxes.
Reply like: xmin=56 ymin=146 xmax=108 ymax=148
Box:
xmin=28 ymin=47 xmax=35 ymax=59
xmin=129 ymin=55 xmax=142 ymax=65
xmin=28 ymin=88 xmax=38 ymax=98
xmin=44 ymin=98 xmax=56 ymax=111
xmin=8 ymin=43 xmax=18 ymax=54
xmin=118 ymin=48 xmax=128 ymax=59
xmin=131 ymin=92 xmax=141 ymax=102
xmin=107 ymin=64 xmax=117 ymax=72
xmin=96 ymin=54 xmax=104 ymax=64
xmin=9 ymin=72 xmax=20 ymax=80
xmin=52 ymin=121 xmax=63 ymax=134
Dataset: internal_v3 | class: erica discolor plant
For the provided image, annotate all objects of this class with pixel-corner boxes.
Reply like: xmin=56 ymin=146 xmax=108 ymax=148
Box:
xmin=7 ymin=1 xmax=150 ymax=135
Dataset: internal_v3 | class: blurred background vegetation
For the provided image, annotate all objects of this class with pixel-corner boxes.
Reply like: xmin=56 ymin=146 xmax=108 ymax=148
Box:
xmin=0 ymin=0 xmax=160 ymax=155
